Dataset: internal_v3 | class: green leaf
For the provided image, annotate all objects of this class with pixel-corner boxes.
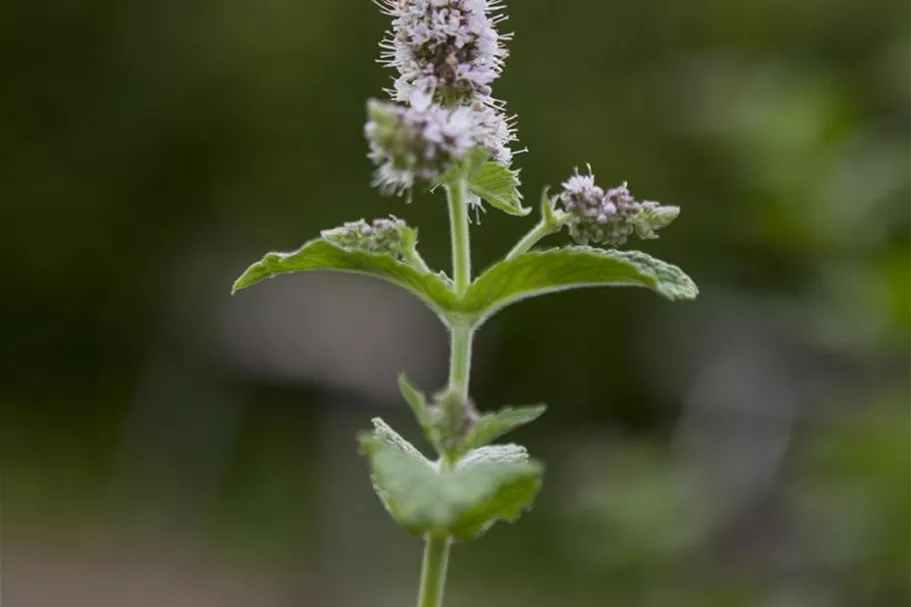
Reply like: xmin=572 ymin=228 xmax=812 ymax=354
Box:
xmin=447 ymin=444 xmax=543 ymax=540
xmin=358 ymin=418 xmax=439 ymax=535
xmin=540 ymin=187 xmax=557 ymax=224
xmin=233 ymin=240 xmax=697 ymax=329
xmin=468 ymin=161 xmax=530 ymax=217
xmin=397 ymin=373 xmax=432 ymax=429
xmin=461 ymin=405 xmax=547 ymax=453
xmin=368 ymin=417 xmax=429 ymax=462
xmin=462 ymin=246 xmax=698 ymax=323
xmin=359 ymin=419 xmax=543 ymax=541
xmin=232 ymin=238 xmax=458 ymax=317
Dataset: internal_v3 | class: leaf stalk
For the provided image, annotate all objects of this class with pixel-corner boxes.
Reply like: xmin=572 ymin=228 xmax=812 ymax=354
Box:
xmin=504 ymin=193 xmax=571 ymax=261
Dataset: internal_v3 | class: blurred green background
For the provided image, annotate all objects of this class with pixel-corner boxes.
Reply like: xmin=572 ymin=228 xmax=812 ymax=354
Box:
xmin=2 ymin=0 xmax=909 ymax=605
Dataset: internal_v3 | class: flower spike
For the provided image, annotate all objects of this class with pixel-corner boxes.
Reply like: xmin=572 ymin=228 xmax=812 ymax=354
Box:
xmin=377 ymin=0 xmax=512 ymax=107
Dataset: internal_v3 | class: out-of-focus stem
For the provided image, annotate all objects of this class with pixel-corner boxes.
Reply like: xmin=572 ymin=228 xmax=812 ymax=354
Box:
xmin=417 ymin=534 xmax=451 ymax=607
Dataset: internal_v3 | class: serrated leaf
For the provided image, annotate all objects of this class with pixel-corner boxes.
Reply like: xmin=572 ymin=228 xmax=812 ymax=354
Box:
xmin=447 ymin=444 xmax=542 ymax=540
xmin=232 ymin=238 xmax=458 ymax=317
xmin=365 ymin=417 xmax=429 ymax=462
xmin=468 ymin=161 xmax=530 ymax=217
xmin=455 ymin=443 xmax=530 ymax=468
xmin=460 ymin=405 xmax=547 ymax=453
xmin=233 ymin=240 xmax=696 ymax=329
xmin=359 ymin=420 xmax=543 ymax=541
xmin=462 ymin=246 xmax=698 ymax=323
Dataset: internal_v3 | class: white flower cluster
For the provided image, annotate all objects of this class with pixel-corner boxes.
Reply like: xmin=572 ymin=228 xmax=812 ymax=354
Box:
xmin=366 ymin=0 xmax=516 ymax=196
xmin=378 ymin=0 xmax=510 ymax=105
xmin=559 ymin=167 xmax=680 ymax=247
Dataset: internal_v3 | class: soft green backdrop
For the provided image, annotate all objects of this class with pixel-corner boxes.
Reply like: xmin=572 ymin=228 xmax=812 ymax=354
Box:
xmin=3 ymin=0 xmax=909 ymax=605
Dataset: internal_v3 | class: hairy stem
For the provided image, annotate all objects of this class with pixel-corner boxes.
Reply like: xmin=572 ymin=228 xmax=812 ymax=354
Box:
xmin=415 ymin=176 xmax=476 ymax=607
xmin=417 ymin=534 xmax=451 ymax=607
xmin=446 ymin=178 xmax=472 ymax=296
xmin=505 ymin=218 xmax=556 ymax=261
xmin=505 ymin=210 xmax=571 ymax=261
xmin=448 ymin=324 xmax=474 ymax=400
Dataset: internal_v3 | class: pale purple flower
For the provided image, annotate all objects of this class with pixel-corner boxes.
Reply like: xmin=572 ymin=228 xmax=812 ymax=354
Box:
xmin=559 ymin=166 xmax=680 ymax=247
xmin=469 ymin=100 xmax=515 ymax=165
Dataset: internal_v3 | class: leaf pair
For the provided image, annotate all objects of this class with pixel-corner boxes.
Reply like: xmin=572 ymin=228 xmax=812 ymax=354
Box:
xmin=359 ymin=418 xmax=543 ymax=541
xmin=232 ymin=239 xmax=697 ymax=326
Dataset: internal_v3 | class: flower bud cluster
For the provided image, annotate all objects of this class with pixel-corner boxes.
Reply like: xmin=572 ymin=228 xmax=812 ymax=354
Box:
xmin=321 ymin=216 xmax=413 ymax=257
xmin=367 ymin=1 xmax=517 ymax=196
xmin=559 ymin=167 xmax=680 ymax=247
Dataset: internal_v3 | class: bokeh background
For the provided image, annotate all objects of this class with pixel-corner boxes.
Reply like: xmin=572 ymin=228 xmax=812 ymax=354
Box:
xmin=3 ymin=0 xmax=910 ymax=605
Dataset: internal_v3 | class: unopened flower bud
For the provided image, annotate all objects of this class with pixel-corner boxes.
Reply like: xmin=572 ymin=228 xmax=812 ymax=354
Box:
xmin=558 ymin=167 xmax=680 ymax=247
xmin=321 ymin=216 xmax=414 ymax=258
xmin=634 ymin=204 xmax=680 ymax=240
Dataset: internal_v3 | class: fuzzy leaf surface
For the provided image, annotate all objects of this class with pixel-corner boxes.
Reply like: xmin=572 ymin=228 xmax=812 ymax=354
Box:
xmin=460 ymin=405 xmax=547 ymax=453
xmin=463 ymin=247 xmax=698 ymax=322
xmin=358 ymin=418 xmax=438 ymax=536
xmin=447 ymin=444 xmax=543 ymax=540
xmin=359 ymin=420 xmax=543 ymax=541
xmin=232 ymin=239 xmax=457 ymax=317
xmin=468 ymin=161 xmax=530 ymax=217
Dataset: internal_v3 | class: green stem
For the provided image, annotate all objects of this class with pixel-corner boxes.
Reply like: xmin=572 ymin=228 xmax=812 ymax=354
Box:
xmin=414 ymin=176 xmax=475 ymax=607
xmin=505 ymin=211 xmax=571 ymax=261
xmin=505 ymin=218 xmax=555 ymax=261
xmin=447 ymin=324 xmax=474 ymax=399
xmin=417 ymin=534 xmax=451 ymax=607
xmin=446 ymin=178 xmax=471 ymax=296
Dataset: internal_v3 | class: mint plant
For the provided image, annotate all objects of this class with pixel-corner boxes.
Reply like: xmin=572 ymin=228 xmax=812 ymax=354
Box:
xmin=232 ymin=1 xmax=697 ymax=605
